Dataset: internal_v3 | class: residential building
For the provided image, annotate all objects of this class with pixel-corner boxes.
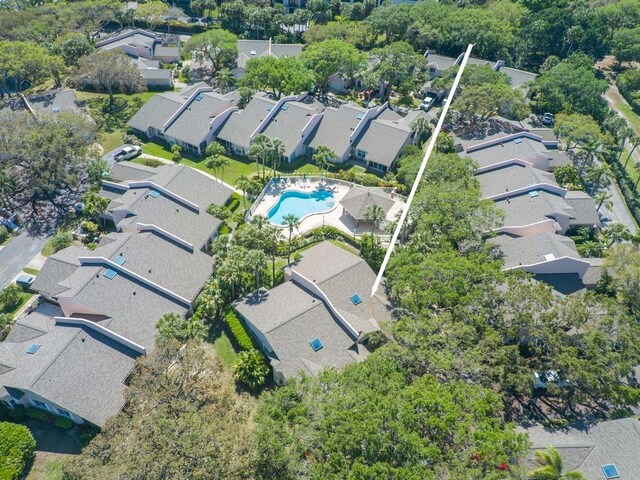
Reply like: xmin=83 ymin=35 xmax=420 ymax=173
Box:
xmin=96 ymin=29 xmax=180 ymax=89
xmin=520 ymin=418 xmax=640 ymax=479
xmin=1 ymin=89 xmax=81 ymax=115
xmin=127 ymin=84 xmax=238 ymax=155
xmin=0 ymin=162 xmax=232 ymax=426
xmin=234 ymin=242 xmax=391 ymax=384
xmin=234 ymin=39 xmax=303 ymax=78
xmin=425 ymin=51 xmax=538 ymax=89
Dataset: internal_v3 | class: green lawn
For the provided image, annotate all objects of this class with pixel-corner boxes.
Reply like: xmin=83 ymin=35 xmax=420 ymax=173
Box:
xmin=621 ymin=148 xmax=640 ymax=185
xmin=3 ymin=292 xmax=34 ymax=317
xmin=23 ymin=267 xmax=40 ymax=276
xmin=26 ymin=456 xmax=67 ymax=480
xmin=101 ymin=130 xmax=125 ymax=152
xmin=141 ymin=141 xmax=370 ymax=185
xmin=41 ymin=237 xmax=57 ymax=257
xmin=613 ymin=98 xmax=640 ymax=134
xmin=209 ymin=323 xmax=237 ymax=370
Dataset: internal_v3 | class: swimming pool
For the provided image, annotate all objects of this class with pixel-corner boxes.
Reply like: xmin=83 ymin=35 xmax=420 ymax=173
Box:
xmin=268 ymin=189 xmax=336 ymax=225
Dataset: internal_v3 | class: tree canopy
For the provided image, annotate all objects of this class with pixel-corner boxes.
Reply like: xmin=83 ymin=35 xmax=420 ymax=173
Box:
xmin=300 ymin=39 xmax=367 ymax=93
xmin=0 ymin=111 xmax=97 ymax=235
xmin=241 ymin=56 xmax=314 ymax=99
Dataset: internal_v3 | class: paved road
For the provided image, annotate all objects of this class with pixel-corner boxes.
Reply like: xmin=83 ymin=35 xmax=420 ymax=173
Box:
xmin=0 ymin=232 xmax=49 ymax=288
xmin=602 ymin=84 xmax=640 ymax=234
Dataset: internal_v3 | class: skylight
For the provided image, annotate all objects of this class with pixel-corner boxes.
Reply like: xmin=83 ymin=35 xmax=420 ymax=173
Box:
xmin=310 ymin=338 xmax=323 ymax=352
xmin=113 ymin=255 xmax=126 ymax=266
xmin=513 ymin=137 xmax=523 ymax=144
xmin=281 ymin=104 xmax=289 ymax=111
xmin=194 ymin=93 xmax=203 ymax=102
xmin=104 ymin=268 xmax=118 ymax=280
xmin=350 ymin=293 xmax=362 ymax=306
xmin=250 ymin=50 xmax=257 ymax=55
xmin=356 ymin=113 xmax=364 ymax=120
xmin=149 ymin=190 xmax=160 ymax=198
xmin=528 ymin=190 xmax=539 ymax=198
xmin=27 ymin=344 xmax=41 ymax=354
xmin=602 ymin=464 xmax=620 ymax=479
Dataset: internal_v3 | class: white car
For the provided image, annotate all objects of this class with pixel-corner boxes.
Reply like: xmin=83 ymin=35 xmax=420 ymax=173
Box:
xmin=114 ymin=145 xmax=141 ymax=162
xmin=419 ymin=96 xmax=435 ymax=111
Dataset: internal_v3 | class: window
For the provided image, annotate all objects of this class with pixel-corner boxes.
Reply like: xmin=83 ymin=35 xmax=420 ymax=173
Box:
xmin=356 ymin=149 xmax=367 ymax=159
xmin=31 ymin=399 xmax=48 ymax=410
xmin=56 ymin=408 xmax=72 ymax=419
xmin=305 ymin=146 xmax=314 ymax=157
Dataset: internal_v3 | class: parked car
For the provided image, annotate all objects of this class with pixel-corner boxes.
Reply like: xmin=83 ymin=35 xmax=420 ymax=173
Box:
xmin=541 ymin=112 xmax=554 ymax=126
xmin=16 ymin=274 xmax=35 ymax=290
xmin=419 ymin=95 xmax=436 ymax=111
xmin=114 ymin=145 xmax=141 ymax=162
xmin=533 ymin=370 xmax=570 ymax=390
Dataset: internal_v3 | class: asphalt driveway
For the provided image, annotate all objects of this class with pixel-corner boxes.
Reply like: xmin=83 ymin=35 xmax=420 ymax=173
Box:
xmin=0 ymin=231 xmax=49 ymax=288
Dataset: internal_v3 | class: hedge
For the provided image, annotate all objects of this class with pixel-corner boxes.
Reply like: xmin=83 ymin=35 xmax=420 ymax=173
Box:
xmin=605 ymin=155 xmax=640 ymax=227
xmin=25 ymin=408 xmax=49 ymax=422
xmin=0 ymin=421 xmax=36 ymax=480
xmin=224 ymin=308 xmax=255 ymax=351
xmin=54 ymin=417 xmax=74 ymax=430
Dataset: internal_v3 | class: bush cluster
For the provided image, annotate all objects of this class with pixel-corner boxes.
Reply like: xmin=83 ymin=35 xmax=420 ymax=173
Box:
xmin=54 ymin=417 xmax=74 ymax=430
xmin=0 ymin=421 xmax=36 ymax=480
xmin=50 ymin=230 xmax=73 ymax=253
xmin=0 ymin=225 xmax=8 ymax=244
xmin=25 ymin=408 xmax=49 ymax=422
xmin=223 ymin=308 xmax=255 ymax=351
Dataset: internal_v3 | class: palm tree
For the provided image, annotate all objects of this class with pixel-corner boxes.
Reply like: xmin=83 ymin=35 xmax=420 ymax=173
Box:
xmin=267 ymin=225 xmax=283 ymax=286
xmin=635 ymin=160 xmax=640 ymax=192
xmin=236 ymin=175 xmax=251 ymax=210
xmin=364 ymin=203 xmax=386 ymax=239
xmin=270 ymin=138 xmax=285 ymax=176
xmin=411 ymin=117 xmax=431 ymax=147
xmin=282 ymin=213 xmax=300 ymax=265
xmin=233 ymin=349 xmax=269 ymax=390
xmin=312 ymin=145 xmax=336 ymax=179
xmin=623 ymin=136 xmax=640 ymax=169
xmin=576 ymin=140 xmax=599 ymax=176
xmin=586 ymin=164 xmax=612 ymax=192
xmin=217 ymin=155 xmax=230 ymax=184
xmin=215 ymin=68 xmax=234 ymax=94
xmin=528 ymin=446 xmax=586 ymax=480
xmin=205 ymin=142 xmax=226 ymax=181
xmin=594 ymin=191 xmax=612 ymax=212
xmin=246 ymin=249 xmax=267 ymax=291
xmin=307 ymin=0 xmax=332 ymax=24
xmin=249 ymin=134 xmax=270 ymax=179
xmin=603 ymin=223 xmax=631 ymax=247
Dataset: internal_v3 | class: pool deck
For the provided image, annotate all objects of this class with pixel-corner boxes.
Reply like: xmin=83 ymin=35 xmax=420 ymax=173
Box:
xmin=250 ymin=177 xmax=405 ymax=239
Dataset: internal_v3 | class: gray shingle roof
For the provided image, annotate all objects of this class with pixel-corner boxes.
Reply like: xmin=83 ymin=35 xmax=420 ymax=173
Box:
xmin=127 ymin=93 xmax=183 ymax=133
xmin=494 ymin=190 xmax=573 ymax=228
xmin=426 ymin=53 xmax=457 ymax=72
xmin=109 ymin=161 xmax=157 ymax=182
xmin=305 ymin=104 xmax=365 ymax=154
xmin=235 ymin=284 xmax=368 ymax=380
xmin=0 ymin=303 xmax=138 ymax=426
xmin=260 ymin=100 xmax=321 ymax=155
xmin=521 ymin=418 xmax=640 ymax=479
xmin=215 ymin=95 xmax=277 ymax=149
xmin=352 ymin=118 xmax=412 ymax=167
xmin=164 ymin=92 xmax=233 ymax=147
xmin=139 ymin=68 xmax=173 ymax=81
xmin=466 ymin=136 xmax=556 ymax=170
xmin=236 ymin=40 xmax=303 ymax=69
xmin=234 ymin=242 xmax=390 ymax=381
xmin=564 ymin=191 xmax=600 ymax=227
xmin=339 ymin=186 xmax=395 ymax=221
xmin=476 ymin=163 xmax=557 ymax=198
xmin=497 ymin=66 xmax=537 ymax=89
xmin=491 ymin=232 xmax=579 ymax=269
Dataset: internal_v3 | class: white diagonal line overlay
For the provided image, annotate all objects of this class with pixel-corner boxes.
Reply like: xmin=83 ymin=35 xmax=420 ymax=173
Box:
xmin=371 ymin=44 xmax=475 ymax=297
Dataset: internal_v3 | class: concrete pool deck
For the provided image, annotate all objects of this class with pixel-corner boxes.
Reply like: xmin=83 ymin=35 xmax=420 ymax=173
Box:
xmin=249 ymin=177 xmax=405 ymax=239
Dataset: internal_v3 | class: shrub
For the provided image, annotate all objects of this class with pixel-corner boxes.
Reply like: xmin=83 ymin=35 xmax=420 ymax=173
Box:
xmin=25 ymin=408 xmax=49 ymax=422
xmin=224 ymin=308 xmax=254 ymax=351
xmin=81 ymin=221 xmax=99 ymax=234
xmin=0 ymin=284 xmax=22 ymax=311
xmin=357 ymin=173 xmax=382 ymax=187
xmin=0 ymin=225 xmax=8 ymax=244
xmin=219 ymin=224 xmax=230 ymax=236
xmin=233 ymin=349 xmax=270 ymax=390
xmin=207 ymin=203 xmax=230 ymax=220
xmin=54 ymin=416 xmax=74 ymax=430
xmin=51 ymin=230 xmax=73 ymax=253
xmin=138 ymin=157 xmax=164 ymax=168
xmin=0 ymin=421 xmax=36 ymax=480
xmin=86 ymin=242 xmax=97 ymax=250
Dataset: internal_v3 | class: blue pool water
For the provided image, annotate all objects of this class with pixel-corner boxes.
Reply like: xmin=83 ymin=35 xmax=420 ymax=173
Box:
xmin=268 ymin=190 xmax=335 ymax=225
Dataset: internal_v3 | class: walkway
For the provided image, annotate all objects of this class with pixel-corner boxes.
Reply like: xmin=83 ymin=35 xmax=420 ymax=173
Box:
xmin=603 ymin=83 xmax=640 ymax=234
